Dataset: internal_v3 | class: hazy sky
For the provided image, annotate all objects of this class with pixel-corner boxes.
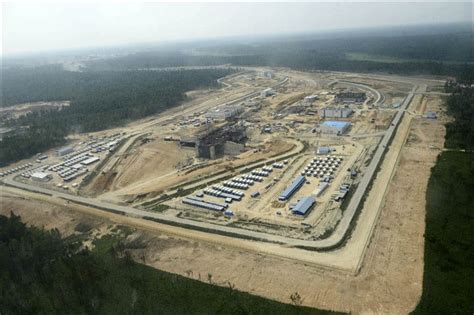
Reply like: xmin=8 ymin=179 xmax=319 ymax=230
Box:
xmin=2 ymin=2 xmax=472 ymax=55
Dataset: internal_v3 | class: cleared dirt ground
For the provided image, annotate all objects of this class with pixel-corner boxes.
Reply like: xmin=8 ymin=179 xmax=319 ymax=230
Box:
xmin=0 ymin=93 xmax=445 ymax=313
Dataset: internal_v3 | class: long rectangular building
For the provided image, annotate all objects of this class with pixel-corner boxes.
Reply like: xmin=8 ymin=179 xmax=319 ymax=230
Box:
xmin=291 ymin=196 xmax=316 ymax=216
xmin=319 ymin=121 xmax=351 ymax=135
xmin=319 ymin=107 xmax=353 ymax=118
xmin=278 ymin=175 xmax=306 ymax=201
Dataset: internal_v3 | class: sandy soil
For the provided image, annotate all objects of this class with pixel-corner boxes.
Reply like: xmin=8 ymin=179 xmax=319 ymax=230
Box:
xmin=0 ymin=93 xmax=445 ymax=313
xmin=110 ymin=140 xmax=191 ymax=190
xmin=0 ymin=67 xmax=448 ymax=313
xmin=99 ymin=138 xmax=296 ymax=202
xmin=0 ymin=101 xmax=70 ymax=119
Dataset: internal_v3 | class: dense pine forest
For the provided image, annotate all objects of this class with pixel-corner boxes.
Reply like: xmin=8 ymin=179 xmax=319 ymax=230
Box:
xmin=84 ymin=29 xmax=473 ymax=76
xmin=413 ymin=74 xmax=474 ymax=314
xmin=0 ymin=213 xmax=332 ymax=314
xmin=0 ymin=66 xmax=234 ymax=165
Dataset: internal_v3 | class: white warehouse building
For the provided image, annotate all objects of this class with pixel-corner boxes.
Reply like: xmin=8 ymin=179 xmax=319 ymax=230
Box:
xmin=205 ymin=105 xmax=243 ymax=120
xmin=31 ymin=172 xmax=52 ymax=182
xmin=319 ymin=121 xmax=351 ymax=135
xmin=56 ymin=146 xmax=74 ymax=156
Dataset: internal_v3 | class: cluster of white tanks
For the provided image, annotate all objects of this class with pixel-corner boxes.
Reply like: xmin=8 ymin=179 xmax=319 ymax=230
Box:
xmin=251 ymin=169 xmax=270 ymax=177
xmin=0 ymin=163 xmax=33 ymax=177
xmin=301 ymin=155 xmax=343 ymax=178
xmin=231 ymin=177 xmax=255 ymax=185
xmin=223 ymin=180 xmax=249 ymax=190
xmin=212 ymin=185 xmax=245 ymax=197
xmin=242 ymin=174 xmax=264 ymax=182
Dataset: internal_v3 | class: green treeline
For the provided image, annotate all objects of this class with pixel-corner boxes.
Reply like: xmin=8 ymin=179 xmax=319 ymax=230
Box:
xmin=85 ymin=31 xmax=473 ymax=76
xmin=443 ymin=72 xmax=474 ymax=150
xmin=0 ymin=66 xmax=233 ymax=165
xmin=413 ymin=78 xmax=474 ymax=313
xmin=0 ymin=213 xmax=333 ymax=314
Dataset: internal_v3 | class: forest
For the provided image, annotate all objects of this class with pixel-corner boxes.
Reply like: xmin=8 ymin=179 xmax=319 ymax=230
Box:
xmin=0 ymin=213 xmax=331 ymax=314
xmin=84 ymin=29 xmax=473 ymax=76
xmin=413 ymin=77 xmax=474 ymax=314
xmin=0 ymin=66 xmax=233 ymax=165
xmin=443 ymin=71 xmax=474 ymax=149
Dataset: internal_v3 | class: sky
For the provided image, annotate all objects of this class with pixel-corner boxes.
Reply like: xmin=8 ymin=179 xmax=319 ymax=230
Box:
xmin=2 ymin=1 xmax=472 ymax=56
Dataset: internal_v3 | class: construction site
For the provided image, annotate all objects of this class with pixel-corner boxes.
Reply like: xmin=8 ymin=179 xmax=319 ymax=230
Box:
xmin=0 ymin=67 xmax=448 ymax=313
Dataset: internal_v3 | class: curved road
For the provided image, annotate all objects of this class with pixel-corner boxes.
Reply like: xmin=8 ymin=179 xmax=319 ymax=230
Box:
xmin=1 ymin=86 xmax=415 ymax=251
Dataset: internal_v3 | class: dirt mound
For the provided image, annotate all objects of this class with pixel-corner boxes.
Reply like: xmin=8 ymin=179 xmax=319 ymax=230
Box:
xmin=112 ymin=139 xmax=192 ymax=190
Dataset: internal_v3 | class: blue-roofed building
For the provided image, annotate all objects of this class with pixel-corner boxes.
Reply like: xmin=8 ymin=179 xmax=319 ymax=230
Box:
xmin=320 ymin=121 xmax=351 ymax=135
xmin=317 ymin=146 xmax=331 ymax=154
xmin=291 ymin=196 xmax=316 ymax=216
xmin=278 ymin=175 xmax=306 ymax=201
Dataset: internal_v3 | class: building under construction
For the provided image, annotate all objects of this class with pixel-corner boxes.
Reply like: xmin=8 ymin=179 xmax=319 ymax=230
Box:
xmin=335 ymin=92 xmax=366 ymax=104
xmin=195 ymin=124 xmax=247 ymax=159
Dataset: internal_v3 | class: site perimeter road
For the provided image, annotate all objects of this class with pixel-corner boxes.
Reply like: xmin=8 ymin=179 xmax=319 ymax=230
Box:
xmin=328 ymin=79 xmax=384 ymax=105
xmin=1 ymin=86 xmax=415 ymax=251
xmin=133 ymin=75 xmax=288 ymax=132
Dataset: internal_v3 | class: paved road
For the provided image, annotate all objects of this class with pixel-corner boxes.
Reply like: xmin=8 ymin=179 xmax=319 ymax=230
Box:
xmin=337 ymin=80 xmax=385 ymax=106
xmin=0 ymin=74 xmax=415 ymax=251
xmin=136 ymin=138 xmax=304 ymax=207
xmin=1 ymin=86 xmax=415 ymax=251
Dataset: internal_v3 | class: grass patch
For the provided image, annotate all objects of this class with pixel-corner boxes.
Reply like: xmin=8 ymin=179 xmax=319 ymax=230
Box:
xmin=151 ymin=204 xmax=170 ymax=213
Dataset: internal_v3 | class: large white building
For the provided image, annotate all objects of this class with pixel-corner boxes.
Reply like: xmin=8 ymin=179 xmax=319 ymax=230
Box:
xmin=56 ymin=146 xmax=74 ymax=156
xmin=31 ymin=172 xmax=52 ymax=182
xmin=319 ymin=121 xmax=351 ymax=135
xmin=205 ymin=105 xmax=243 ymax=120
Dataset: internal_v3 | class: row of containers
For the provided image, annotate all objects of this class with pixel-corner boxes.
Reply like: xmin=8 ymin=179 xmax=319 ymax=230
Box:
xmin=48 ymin=153 xmax=100 ymax=182
xmin=181 ymin=161 xmax=287 ymax=213
xmin=18 ymin=165 xmax=49 ymax=179
xmin=0 ymin=163 xmax=33 ymax=177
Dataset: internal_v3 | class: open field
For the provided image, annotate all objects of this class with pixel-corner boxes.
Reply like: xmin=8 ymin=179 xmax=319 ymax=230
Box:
xmin=0 ymin=68 xmax=448 ymax=312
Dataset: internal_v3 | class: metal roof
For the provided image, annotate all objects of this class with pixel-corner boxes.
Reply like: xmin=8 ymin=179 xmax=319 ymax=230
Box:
xmin=279 ymin=175 xmax=305 ymax=201
xmin=317 ymin=146 xmax=331 ymax=154
xmin=321 ymin=121 xmax=350 ymax=128
xmin=292 ymin=196 xmax=315 ymax=216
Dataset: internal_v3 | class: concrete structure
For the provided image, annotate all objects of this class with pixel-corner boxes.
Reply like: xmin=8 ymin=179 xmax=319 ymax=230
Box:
xmin=56 ymin=146 xmax=74 ymax=156
xmin=319 ymin=121 xmax=351 ymax=135
xmin=196 ymin=125 xmax=246 ymax=159
xmin=279 ymin=175 xmax=306 ymax=201
xmin=291 ymin=196 xmax=316 ymax=216
xmin=224 ymin=141 xmax=245 ymax=156
xmin=319 ymin=107 xmax=353 ymax=118
xmin=261 ymin=88 xmax=275 ymax=97
xmin=335 ymin=92 xmax=366 ymax=104
xmin=31 ymin=172 xmax=52 ymax=182
xmin=180 ymin=137 xmax=197 ymax=148
xmin=205 ymin=105 xmax=243 ymax=120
